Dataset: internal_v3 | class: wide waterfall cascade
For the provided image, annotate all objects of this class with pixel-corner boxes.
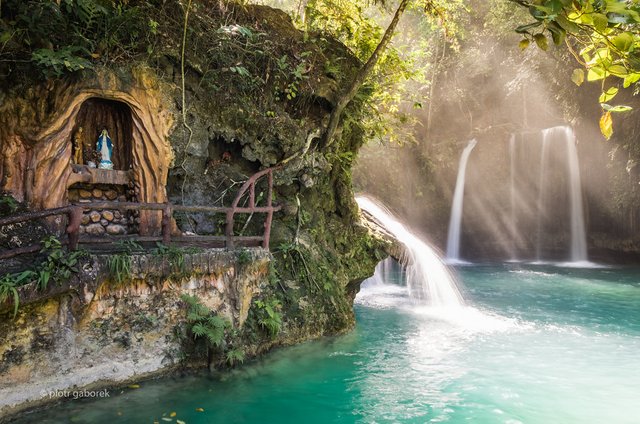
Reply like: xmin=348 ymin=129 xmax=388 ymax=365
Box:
xmin=356 ymin=196 xmax=464 ymax=307
xmin=510 ymin=126 xmax=588 ymax=263
xmin=446 ymin=139 xmax=478 ymax=262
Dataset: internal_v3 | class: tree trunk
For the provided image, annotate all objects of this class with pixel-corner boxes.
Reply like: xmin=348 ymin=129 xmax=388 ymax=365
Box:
xmin=324 ymin=0 xmax=410 ymax=147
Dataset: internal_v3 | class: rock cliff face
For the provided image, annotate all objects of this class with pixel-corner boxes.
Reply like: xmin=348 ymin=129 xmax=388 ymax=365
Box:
xmin=0 ymin=250 xmax=270 ymax=418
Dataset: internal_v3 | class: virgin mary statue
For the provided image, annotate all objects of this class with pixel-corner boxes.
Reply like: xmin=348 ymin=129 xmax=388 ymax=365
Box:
xmin=97 ymin=129 xmax=114 ymax=170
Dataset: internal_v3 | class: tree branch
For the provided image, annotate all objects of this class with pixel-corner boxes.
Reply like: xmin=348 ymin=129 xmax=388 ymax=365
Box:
xmin=323 ymin=0 xmax=410 ymax=147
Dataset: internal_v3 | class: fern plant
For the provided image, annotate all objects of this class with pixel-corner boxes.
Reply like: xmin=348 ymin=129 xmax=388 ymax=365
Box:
xmin=181 ymin=294 xmax=230 ymax=353
xmin=255 ymin=298 xmax=282 ymax=337
xmin=225 ymin=348 xmax=245 ymax=367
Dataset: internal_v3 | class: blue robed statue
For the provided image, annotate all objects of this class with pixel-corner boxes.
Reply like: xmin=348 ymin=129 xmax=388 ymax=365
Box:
xmin=97 ymin=129 xmax=114 ymax=170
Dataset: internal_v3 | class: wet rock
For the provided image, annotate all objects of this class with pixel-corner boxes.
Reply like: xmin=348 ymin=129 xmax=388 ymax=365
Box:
xmin=105 ymin=190 xmax=118 ymax=200
xmin=102 ymin=211 xmax=114 ymax=221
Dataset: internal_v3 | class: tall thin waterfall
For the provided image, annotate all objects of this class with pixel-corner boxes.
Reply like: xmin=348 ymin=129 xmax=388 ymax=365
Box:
xmin=562 ymin=127 xmax=588 ymax=262
xmin=535 ymin=133 xmax=550 ymax=261
xmin=446 ymin=139 xmax=478 ymax=262
xmin=357 ymin=196 xmax=464 ymax=307
xmin=509 ymin=134 xmax=518 ymax=260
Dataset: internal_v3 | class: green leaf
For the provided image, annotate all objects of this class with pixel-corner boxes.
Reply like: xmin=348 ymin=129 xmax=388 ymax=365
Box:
xmin=515 ymin=21 xmax=543 ymax=34
xmin=612 ymin=33 xmax=634 ymax=52
xmin=519 ymin=38 xmax=531 ymax=50
xmin=623 ymin=73 xmax=640 ymax=88
xmin=601 ymin=103 xmax=633 ymax=113
xmin=571 ymin=68 xmax=585 ymax=86
xmin=599 ymin=87 xmax=618 ymax=103
xmin=549 ymin=25 xmax=566 ymax=45
xmin=0 ymin=32 xmax=12 ymax=44
xmin=555 ymin=15 xmax=581 ymax=33
xmin=592 ymin=13 xmax=609 ymax=32
xmin=608 ymin=64 xmax=628 ymax=77
xmin=599 ymin=111 xmax=613 ymax=139
xmin=534 ymin=33 xmax=549 ymax=51
xmin=587 ymin=66 xmax=606 ymax=81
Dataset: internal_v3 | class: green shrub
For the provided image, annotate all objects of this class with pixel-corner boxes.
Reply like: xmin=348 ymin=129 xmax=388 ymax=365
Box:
xmin=181 ymin=294 xmax=230 ymax=350
xmin=237 ymin=248 xmax=251 ymax=265
xmin=107 ymin=240 xmax=142 ymax=284
xmin=254 ymin=298 xmax=282 ymax=337
xmin=225 ymin=347 xmax=245 ymax=367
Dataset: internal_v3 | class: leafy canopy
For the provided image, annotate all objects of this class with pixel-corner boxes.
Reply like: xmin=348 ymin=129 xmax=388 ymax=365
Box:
xmin=511 ymin=0 xmax=640 ymax=139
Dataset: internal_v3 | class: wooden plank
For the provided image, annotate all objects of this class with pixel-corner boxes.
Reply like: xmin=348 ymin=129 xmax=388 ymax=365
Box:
xmin=0 ymin=206 xmax=71 ymax=226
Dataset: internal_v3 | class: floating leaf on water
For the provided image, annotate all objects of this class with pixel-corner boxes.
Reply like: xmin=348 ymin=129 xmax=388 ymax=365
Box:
xmin=170 ymin=412 xmax=177 ymax=417
xmin=177 ymin=420 xmax=186 ymax=424
xmin=161 ymin=418 xmax=172 ymax=422
xmin=128 ymin=384 xmax=140 ymax=389
xmin=195 ymin=408 xmax=205 ymax=412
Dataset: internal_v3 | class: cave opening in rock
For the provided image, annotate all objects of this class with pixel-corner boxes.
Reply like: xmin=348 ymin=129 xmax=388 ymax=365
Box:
xmin=72 ymin=98 xmax=133 ymax=171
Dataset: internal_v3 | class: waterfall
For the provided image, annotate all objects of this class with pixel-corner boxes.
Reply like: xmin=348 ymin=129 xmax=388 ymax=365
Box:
xmin=510 ymin=126 xmax=588 ymax=263
xmin=562 ymin=127 xmax=588 ymax=262
xmin=446 ymin=139 xmax=478 ymax=262
xmin=369 ymin=258 xmax=395 ymax=286
xmin=357 ymin=196 xmax=464 ymax=307
xmin=509 ymin=134 xmax=517 ymax=260
xmin=535 ymin=132 xmax=550 ymax=261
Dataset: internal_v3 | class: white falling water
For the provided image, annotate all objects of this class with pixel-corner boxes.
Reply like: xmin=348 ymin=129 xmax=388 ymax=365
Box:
xmin=357 ymin=196 xmax=464 ymax=307
xmin=562 ymin=126 xmax=588 ymax=262
xmin=508 ymin=126 xmax=588 ymax=263
xmin=369 ymin=258 xmax=395 ymax=286
xmin=535 ymin=132 xmax=550 ymax=261
xmin=509 ymin=134 xmax=518 ymax=260
xmin=446 ymin=139 xmax=478 ymax=262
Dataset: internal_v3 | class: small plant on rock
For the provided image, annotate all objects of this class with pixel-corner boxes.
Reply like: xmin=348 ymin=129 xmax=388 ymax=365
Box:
xmin=254 ymin=298 xmax=282 ymax=338
xmin=107 ymin=240 xmax=142 ymax=284
xmin=181 ymin=294 xmax=231 ymax=361
xmin=225 ymin=347 xmax=245 ymax=367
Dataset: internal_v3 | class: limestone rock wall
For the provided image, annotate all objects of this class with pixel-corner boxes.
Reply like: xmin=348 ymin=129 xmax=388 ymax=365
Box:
xmin=0 ymin=248 xmax=270 ymax=419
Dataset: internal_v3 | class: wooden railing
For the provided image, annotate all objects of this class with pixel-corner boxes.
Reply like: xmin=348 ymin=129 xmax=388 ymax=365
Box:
xmin=0 ymin=168 xmax=280 ymax=260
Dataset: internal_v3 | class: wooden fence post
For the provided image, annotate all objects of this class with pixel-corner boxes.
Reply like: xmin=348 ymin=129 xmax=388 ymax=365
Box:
xmin=162 ymin=205 xmax=172 ymax=245
xmin=66 ymin=206 xmax=84 ymax=251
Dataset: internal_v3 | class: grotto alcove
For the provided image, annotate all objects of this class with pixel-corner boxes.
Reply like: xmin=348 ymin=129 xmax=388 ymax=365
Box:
xmin=0 ymin=69 xmax=176 ymax=236
xmin=72 ymin=97 xmax=134 ymax=171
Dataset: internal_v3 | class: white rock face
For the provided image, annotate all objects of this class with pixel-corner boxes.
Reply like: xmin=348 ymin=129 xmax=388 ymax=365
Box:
xmin=0 ymin=249 xmax=270 ymax=419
